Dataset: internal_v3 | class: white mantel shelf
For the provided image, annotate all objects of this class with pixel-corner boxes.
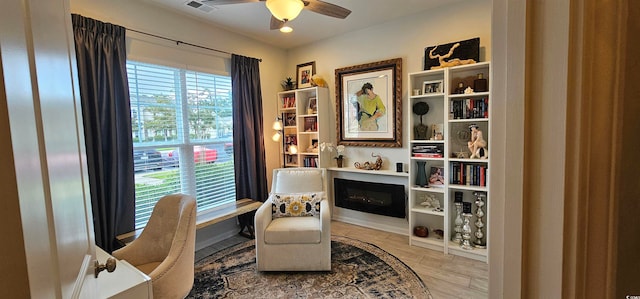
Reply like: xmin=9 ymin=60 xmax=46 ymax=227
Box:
xmin=327 ymin=167 xmax=409 ymax=177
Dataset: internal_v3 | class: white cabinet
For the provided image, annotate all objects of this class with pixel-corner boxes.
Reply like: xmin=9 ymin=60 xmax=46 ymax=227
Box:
xmin=276 ymin=87 xmax=330 ymax=168
xmin=408 ymin=62 xmax=491 ymax=262
xmin=96 ymin=247 xmax=152 ymax=298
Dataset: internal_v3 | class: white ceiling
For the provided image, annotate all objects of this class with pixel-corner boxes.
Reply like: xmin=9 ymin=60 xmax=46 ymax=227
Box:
xmin=137 ymin=0 xmax=464 ymax=49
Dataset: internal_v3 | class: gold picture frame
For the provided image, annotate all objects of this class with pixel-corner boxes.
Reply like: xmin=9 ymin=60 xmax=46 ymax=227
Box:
xmin=335 ymin=58 xmax=402 ymax=147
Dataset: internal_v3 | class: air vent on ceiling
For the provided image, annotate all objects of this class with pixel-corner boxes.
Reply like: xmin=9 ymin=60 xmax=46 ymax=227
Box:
xmin=185 ymin=0 xmax=216 ymax=13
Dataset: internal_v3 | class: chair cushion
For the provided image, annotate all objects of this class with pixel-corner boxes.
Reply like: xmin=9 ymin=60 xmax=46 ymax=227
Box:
xmin=264 ymin=217 xmax=321 ymax=244
xmin=272 ymin=192 xmax=324 ymax=218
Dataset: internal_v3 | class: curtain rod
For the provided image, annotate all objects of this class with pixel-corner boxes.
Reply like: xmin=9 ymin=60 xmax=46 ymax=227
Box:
xmin=126 ymin=28 xmax=262 ymax=62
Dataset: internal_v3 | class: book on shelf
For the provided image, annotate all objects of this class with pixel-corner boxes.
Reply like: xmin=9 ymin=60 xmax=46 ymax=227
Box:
xmin=304 ymin=117 xmax=317 ymax=132
xmin=413 ymin=153 xmax=443 ymax=158
xmin=302 ymin=156 xmax=318 ymax=167
xmin=412 ymin=144 xmax=444 ymax=157
xmin=450 ymin=97 xmax=489 ymax=119
xmin=450 ymin=162 xmax=487 ymax=186
xmin=282 ymin=96 xmax=296 ymax=108
xmin=284 ymin=112 xmax=296 ymax=126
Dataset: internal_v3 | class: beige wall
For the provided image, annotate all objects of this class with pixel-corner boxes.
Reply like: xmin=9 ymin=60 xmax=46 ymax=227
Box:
xmin=286 ymin=0 xmax=492 ymax=165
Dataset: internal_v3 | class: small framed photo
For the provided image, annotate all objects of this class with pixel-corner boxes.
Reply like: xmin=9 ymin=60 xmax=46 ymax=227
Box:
xmin=296 ymin=61 xmax=316 ymax=89
xmin=430 ymin=123 xmax=444 ymax=140
xmin=429 ymin=166 xmax=445 ymax=186
xmin=307 ymin=97 xmax=317 ymax=114
xmin=423 ymin=80 xmax=443 ymax=94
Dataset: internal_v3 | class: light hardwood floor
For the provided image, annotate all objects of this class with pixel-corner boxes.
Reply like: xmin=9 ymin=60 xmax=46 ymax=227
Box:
xmin=196 ymin=220 xmax=488 ymax=298
xmin=331 ymin=221 xmax=488 ymax=299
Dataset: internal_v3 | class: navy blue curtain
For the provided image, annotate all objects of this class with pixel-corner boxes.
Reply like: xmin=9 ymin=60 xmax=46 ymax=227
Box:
xmin=231 ymin=54 xmax=269 ymax=203
xmin=72 ymin=14 xmax=135 ymax=253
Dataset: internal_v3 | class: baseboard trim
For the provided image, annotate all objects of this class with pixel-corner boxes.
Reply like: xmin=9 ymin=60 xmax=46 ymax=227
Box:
xmin=332 ymin=215 xmax=407 ymax=236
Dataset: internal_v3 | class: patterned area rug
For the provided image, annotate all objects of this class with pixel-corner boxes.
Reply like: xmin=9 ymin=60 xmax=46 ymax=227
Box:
xmin=188 ymin=235 xmax=432 ymax=298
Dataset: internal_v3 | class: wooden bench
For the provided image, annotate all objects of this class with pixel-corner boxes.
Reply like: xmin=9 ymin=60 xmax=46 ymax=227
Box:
xmin=116 ymin=198 xmax=263 ymax=244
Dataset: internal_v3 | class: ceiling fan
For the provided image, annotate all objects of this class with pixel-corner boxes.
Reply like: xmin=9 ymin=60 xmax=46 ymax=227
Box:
xmin=202 ymin=0 xmax=352 ymax=31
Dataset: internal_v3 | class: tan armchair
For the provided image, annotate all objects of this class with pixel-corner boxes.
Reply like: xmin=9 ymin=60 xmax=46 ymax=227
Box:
xmin=254 ymin=168 xmax=331 ymax=271
xmin=113 ymin=194 xmax=196 ymax=299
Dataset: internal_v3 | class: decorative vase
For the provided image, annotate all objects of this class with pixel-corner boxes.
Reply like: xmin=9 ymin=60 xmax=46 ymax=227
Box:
xmin=336 ymin=157 xmax=343 ymax=168
xmin=452 ymin=202 xmax=463 ymax=243
xmin=461 ymin=212 xmax=474 ymax=250
xmin=473 ymin=73 xmax=488 ymax=92
xmin=415 ymin=161 xmax=427 ymax=187
xmin=473 ymin=191 xmax=487 ymax=248
xmin=413 ymin=226 xmax=429 ymax=238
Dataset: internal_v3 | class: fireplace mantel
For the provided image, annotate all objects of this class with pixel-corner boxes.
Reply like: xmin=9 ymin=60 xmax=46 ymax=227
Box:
xmin=327 ymin=167 xmax=409 ymax=177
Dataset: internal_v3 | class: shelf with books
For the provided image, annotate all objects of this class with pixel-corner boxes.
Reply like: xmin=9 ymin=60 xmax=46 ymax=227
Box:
xmin=449 ymin=95 xmax=489 ymax=120
xmin=449 ymin=118 xmax=488 ymax=123
xmin=280 ymin=93 xmax=296 ymax=109
xmin=276 ymin=87 xmax=329 ymax=169
xmin=448 ymin=184 xmax=488 ymax=192
xmin=407 ymin=62 xmax=491 ymax=263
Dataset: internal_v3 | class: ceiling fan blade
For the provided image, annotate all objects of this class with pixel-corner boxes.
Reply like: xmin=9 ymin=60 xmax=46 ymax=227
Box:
xmin=201 ymin=0 xmax=260 ymax=4
xmin=270 ymin=16 xmax=285 ymax=30
xmin=304 ymin=0 xmax=351 ymax=19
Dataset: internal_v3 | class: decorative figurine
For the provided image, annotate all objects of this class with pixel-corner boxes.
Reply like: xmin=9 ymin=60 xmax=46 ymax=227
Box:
xmin=354 ymin=153 xmax=383 ymax=170
xmin=468 ymin=124 xmax=488 ymax=159
xmin=419 ymin=193 xmax=442 ymax=212
xmin=413 ymin=102 xmax=430 ymax=140
xmin=464 ymin=86 xmax=474 ymax=94
xmin=428 ymin=42 xmax=477 ymax=69
xmin=432 ymin=229 xmax=445 ymax=239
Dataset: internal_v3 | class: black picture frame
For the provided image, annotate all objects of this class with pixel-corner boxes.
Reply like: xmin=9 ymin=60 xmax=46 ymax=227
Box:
xmin=296 ymin=61 xmax=316 ymax=89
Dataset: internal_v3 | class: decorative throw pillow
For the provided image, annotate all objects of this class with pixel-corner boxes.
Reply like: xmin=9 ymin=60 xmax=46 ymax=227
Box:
xmin=271 ymin=192 xmax=324 ymax=218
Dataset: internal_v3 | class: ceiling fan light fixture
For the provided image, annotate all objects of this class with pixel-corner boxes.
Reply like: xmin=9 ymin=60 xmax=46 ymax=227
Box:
xmin=280 ymin=25 xmax=293 ymax=33
xmin=266 ymin=0 xmax=304 ymax=21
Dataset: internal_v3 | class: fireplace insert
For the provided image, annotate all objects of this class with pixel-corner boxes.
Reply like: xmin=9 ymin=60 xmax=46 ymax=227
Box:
xmin=333 ymin=178 xmax=406 ymax=218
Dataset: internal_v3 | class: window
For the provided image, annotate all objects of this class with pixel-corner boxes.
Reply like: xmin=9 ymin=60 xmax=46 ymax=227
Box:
xmin=127 ymin=61 xmax=235 ymax=228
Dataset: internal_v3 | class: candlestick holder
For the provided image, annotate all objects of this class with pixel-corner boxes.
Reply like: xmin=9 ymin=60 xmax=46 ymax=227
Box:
xmin=452 ymin=202 xmax=463 ymax=243
xmin=473 ymin=191 xmax=487 ymax=248
xmin=461 ymin=212 xmax=474 ymax=250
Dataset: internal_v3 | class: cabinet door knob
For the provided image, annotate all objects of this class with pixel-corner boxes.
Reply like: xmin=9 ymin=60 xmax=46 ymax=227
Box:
xmin=94 ymin=257 xmax=117 ymax=278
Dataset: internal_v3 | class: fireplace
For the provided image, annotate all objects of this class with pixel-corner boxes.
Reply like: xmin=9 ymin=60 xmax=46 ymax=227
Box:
xmin=333 ymin=178 xmax=406 ymax=218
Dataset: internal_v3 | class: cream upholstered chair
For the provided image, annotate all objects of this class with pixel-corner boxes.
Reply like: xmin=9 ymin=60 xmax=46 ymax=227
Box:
xmin=113 ymin=194 xmax=196 ymax=299
xmin=254 ymin=168 xmax=331 ymax=271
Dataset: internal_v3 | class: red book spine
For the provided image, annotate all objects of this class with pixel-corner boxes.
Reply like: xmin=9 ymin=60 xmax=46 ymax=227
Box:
xmin=484 ymin=97 xmax=489 ymax=118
